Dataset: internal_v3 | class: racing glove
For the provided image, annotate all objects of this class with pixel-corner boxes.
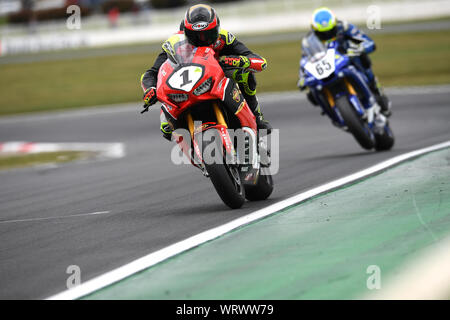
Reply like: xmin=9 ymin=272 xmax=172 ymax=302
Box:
xmin=141 ymin=87 xmax=158 ymax=113
xmin=297 ymin=78 xmax=307 ymax=91
xmin=346 ymin=42 xmax=365 ymax=57
xmin=297 ymin=67 xmax=308 ymax=91
xmin=143 ymin=87 xmax=157 ymax=105
xmin=219 ymin=55 xmax=251 ymax=70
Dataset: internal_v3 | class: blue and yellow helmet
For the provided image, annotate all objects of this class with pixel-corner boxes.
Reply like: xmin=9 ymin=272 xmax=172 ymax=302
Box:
xmin=311 ymin=7 xmax=338 ymax=41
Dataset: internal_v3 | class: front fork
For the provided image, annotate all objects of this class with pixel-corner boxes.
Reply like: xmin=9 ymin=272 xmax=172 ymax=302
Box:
xmin=185 ymin=102 xmax=261 ymax=182
xmin=320 ymin=78 xmax=377 ymax=127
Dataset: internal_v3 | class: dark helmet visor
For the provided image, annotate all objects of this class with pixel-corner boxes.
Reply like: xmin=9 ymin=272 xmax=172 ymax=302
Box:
xmin=185 ymin=26 xmax=219 ymax=47
xmin=314 ymin=26 xmax=337 ymax=41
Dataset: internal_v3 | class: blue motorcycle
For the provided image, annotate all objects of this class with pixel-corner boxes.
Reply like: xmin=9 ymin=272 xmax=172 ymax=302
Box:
xmin=299 ymin=33 xmax=394 ymax=151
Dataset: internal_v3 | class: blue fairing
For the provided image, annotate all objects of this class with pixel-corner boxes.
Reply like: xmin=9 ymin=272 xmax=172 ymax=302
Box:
xmin=301 ymin=39 xmax=376 ymax=127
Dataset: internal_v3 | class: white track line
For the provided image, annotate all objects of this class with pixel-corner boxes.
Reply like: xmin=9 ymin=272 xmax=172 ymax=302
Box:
xmin=0 ymin=142 xmax=125 ymax=159
xmin=47 ymin=140 xmax=450 ymax=300
xmin=0 ymin=211 xmax=110 ymax=225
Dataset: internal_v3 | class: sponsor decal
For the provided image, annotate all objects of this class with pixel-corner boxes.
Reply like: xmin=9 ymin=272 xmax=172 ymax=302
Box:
xmin=232 ymin=88 xmax=241 ymax=102
xmin=220 ymin=126 xmax=233 ymax=152
xmin=235 ymin=101 xmax=245 ymax=114
xmin=213 ymin=38 xmax=224 ymax=49
xmin=194 ymin=122 xmax=215 ymax=134
xmin=200 ymin=48 xmax=210 ymax=60
xmin=227 ymin=32 xmax=235 ymax=44
xmin=217 ymin=77 xmax=226 ymax=91
xmin=192 ymin=22 xmax=208 ymax=31
xmin=162 ymin=42 xmax=174 ymax=55
xmin=223 ymin=56 xmax=240 ymax=67
xmin=245 ymin=173 xmax=255 ymax=181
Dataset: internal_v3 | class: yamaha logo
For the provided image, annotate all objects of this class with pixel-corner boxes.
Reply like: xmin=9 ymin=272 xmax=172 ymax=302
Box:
xmin=192 ymin=22 xmax=208 ymax=30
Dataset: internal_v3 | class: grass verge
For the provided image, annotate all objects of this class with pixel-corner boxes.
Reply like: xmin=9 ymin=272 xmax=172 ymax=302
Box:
xmin=0 ymin=151 xmax=92 ymax=171
xmin=258 ymin=30 xmax=450 ymax=91
xmin=0 ymin=30 xmax=449 ymax=116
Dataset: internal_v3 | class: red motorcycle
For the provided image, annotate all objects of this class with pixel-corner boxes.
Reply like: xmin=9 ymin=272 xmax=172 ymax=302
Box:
xmin=155 ymin=40 xmax=273 ymax=209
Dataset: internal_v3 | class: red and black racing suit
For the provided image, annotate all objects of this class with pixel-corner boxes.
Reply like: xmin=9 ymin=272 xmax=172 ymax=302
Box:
xmin=140 ymin=29 xmax=267 ymax=119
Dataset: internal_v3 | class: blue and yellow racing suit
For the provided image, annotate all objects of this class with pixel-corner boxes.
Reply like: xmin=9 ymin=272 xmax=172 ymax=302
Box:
xmin=299 ymin=20 xmax=390 ymax=115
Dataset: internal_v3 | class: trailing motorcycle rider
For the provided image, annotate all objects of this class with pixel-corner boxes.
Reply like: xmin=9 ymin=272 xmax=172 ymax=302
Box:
xmin=298 ymin=7 xmax=392 ymax=117
xmin=140 ymin=4 xmax=272 ymax=141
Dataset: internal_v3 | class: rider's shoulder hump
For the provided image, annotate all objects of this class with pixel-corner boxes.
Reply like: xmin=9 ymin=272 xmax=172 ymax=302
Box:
xmin=165 ymin=32 xmax=186 ymax=45
xmin=219 ymin=28 xmax=236 ymax=45
xmin=162 ymin=33 xmax=186 ymax=55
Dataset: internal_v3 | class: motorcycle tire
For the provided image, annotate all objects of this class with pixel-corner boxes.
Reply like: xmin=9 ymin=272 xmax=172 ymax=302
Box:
xmin=244 ymin=167 xmax=274 ymax=201
xmin=203 ymin=131 xmax=245 ymax=209
xmin=336 ymin=96 xmax=375 ymax=150
xmin=375 ymin=123 xmax=395 ymax=151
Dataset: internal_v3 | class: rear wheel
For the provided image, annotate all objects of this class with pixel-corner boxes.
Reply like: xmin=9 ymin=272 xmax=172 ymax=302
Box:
xmin=245 ymin=167 xmax=274 ymax=201
xmin=335 ymin=96 xmax=375 ymax=150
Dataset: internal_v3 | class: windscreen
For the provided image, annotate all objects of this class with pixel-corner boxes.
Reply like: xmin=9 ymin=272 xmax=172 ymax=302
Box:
xmin=163 ymin=39 xmax=197 ymax=66
xmin=301 ymin=33 xmax=327 ymax=62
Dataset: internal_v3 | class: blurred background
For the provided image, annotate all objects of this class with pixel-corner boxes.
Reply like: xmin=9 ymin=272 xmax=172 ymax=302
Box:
xmin=0 ymin=0 xmax=449 ymax=116
xmin=1 ymin=0 xmax=450 ymax=300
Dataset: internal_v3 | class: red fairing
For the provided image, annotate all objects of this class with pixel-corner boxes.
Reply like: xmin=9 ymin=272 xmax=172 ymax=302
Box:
xmin=156 ymin=47 xmax=228 ymax=120
xmin=235 ymin=101 xmax=257 ymax=132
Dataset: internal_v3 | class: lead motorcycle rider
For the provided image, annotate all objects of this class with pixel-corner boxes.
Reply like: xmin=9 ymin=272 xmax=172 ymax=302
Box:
xmin=140 ymin=4 xmax=272 ymax=140
xmin=298 ymin=7 xmax=392 ymax=117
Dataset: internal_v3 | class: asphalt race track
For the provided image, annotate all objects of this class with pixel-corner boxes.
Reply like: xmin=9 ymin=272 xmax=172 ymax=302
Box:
xmin=0 ymin=88 xmax=449 ymax=299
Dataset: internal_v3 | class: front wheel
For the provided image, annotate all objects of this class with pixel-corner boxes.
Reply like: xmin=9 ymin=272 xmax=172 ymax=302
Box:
xmin=205 ymin=163 xmax=245 ymax=209
xmin=335 ymin=96 xmax=375 ymax=150
xmin=203 ymin=131 xmax=245 ymax=209
xmin=375 ymin=123 xmax=395 ymax=151
xmin=245 ymin=167 xmax=274 ymax=201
